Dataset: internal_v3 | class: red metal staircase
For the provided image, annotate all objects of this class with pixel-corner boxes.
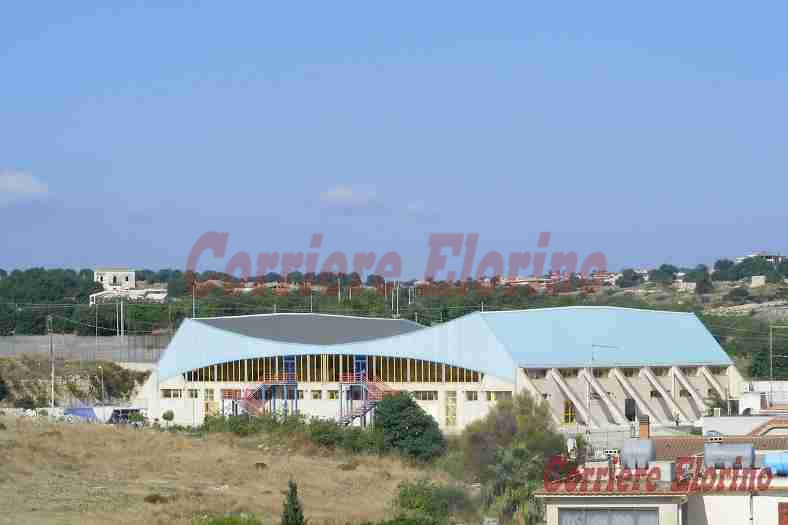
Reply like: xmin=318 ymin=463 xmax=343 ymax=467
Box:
xmin=338 ymin=373 xmax=396 ymax=426
xmin=240 ymin=372 xmax=298 ymax=415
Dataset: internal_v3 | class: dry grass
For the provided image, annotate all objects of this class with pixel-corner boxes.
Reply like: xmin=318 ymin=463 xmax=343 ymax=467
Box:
xmin=0 ymin=415 xmax=447 ymax=525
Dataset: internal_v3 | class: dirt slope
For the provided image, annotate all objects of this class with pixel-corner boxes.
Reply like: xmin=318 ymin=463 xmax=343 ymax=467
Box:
xmin=0 ymin=415 xmax=444 ymax=525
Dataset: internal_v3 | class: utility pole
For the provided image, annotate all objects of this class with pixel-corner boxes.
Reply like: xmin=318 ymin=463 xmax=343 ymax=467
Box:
xmin=47 ymin=315 xmax=54 ymax=409
xmin=771 ymin=325 xmax=774 ymax=406
xmin=395 ymin=280 xmax=399 ymax=318
xmin=94 ymin=302 xmax=98 ymax=363
xmin=192 ymin=281 xmax=196 ymax=318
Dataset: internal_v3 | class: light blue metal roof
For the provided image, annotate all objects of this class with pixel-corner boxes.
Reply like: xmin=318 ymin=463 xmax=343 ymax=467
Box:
xmin=157 ymin=307 xmax=731 ymax=383
xmin=480 ymin=306 xmax=732 ymax=368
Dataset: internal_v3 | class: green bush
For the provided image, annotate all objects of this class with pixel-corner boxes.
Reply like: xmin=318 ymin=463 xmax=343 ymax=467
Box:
xmin=374 ymin=393 xmax=446 ymax=462
xmin=13 ymin=397 xmax=35 ymax=410
xmin=393 ymin=479 xmax=476 ymax=525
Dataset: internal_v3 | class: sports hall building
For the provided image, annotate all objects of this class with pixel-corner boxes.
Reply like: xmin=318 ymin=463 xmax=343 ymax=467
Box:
xmin=141 ymin=307 xmax=742 ymax=431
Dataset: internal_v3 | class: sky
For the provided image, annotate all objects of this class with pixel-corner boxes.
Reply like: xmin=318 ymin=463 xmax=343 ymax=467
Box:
xmin=1 ymin=4 xmax=787 ymax=279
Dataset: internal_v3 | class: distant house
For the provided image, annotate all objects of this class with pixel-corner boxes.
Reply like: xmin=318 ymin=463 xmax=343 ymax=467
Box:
xmin=750 ymin=275 xmax=767 ymax=288
xmin=673 ymin=280 xmax=696 ymax=292
xmin=94 ymin=267 xmax=135 ymax=291
xmin=735 ymin=251 xmax=786 ymax=265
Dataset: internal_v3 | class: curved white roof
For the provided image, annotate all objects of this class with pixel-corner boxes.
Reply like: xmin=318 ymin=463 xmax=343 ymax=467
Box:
xmin=157 ymin=307 xmax=732 ymax=383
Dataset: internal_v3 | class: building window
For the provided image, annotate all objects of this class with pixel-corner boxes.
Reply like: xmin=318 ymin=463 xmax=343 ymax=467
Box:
xmin=222 ymin=389 xmax=241 ymax=400
xmin=311 ymin=390 xmax=322 ymax=400
xmin=161 ymin=389 xmax=182 ymax=399
xmin=623 ymin=368 xmax=637 ymax=378
xmin=125 ymin=276 xmax=129 ymax=282
xmin=593 ymin=368 xmax=609 ymax=378
xmin=680 ymin=388 xmax=691 ymax=398
xmin=413 ymin=391 xmax=438 ymax=401
xmin=328 ymin=390 xmax=339 ymax=400
xmin=559 ymin=508 xmax=658 ymax=524
xmin=542 ymin=393 xmax=550 ymax=400
xmin=526 ymin=369 xmax=547 ymax=379
xmin=204 ymin=389 xmax=214 ymax=401
xmin=188 ymin=389 xmax=199 ymax=399
xmin=486 ymin=391 xmax=513 ymax=402
xmin=465 ymin=391 xmax=478 ymax=401
xmin=560 ymin=369 xmax=579 ymax=378
xmin=296 ymin=390 xmax=304 ymax=400
xmin=650 ymin=390 xmax=662 ymax=399
xmin=563 ymin=400 xmax=576 ymax=424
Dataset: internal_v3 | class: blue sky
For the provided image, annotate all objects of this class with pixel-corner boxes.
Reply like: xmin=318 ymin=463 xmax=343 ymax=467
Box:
xmin=2 ymin=4 xmax=787 ymax=278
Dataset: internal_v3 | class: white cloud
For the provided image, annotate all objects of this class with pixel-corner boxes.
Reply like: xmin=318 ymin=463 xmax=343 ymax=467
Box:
xmin=319 ymin=184 xmax=382 ymax=211
xmin=0 ymin=171 xmax=48 ymax=206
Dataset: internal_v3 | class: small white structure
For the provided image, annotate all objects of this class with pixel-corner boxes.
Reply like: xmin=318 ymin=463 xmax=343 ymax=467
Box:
xmin=673 ymin=280 xmax=697 ymax=292
xmin=95 ymin=267 xmax=135 ymax=291
xmin=751 ymin=275 xmax=767 ymax=288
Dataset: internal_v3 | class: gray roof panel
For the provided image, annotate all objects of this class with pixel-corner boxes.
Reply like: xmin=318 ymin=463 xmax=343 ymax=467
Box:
xmin=195 ymin=313 xmax=422 ymax=345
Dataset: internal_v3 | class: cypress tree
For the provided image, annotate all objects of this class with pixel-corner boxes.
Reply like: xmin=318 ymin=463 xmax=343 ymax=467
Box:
xmin=281 ymin=479 xmax=305 ymax=525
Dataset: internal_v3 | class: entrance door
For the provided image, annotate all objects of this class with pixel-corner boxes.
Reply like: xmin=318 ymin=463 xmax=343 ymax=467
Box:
xmin=445 ymin=391 xmax=457 ymax=427
xmin=625 ymin=398 xmax=637 ymax=421
xmin=354 ymin=355 xmax=367 ymax=379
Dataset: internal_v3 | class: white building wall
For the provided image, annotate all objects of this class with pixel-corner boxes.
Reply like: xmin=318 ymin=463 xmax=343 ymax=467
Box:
xmin=542 ymin=497 xmax=682 ymax=525
xmin=95 ymin=268 xmax=136 ymax=291
xmin=149 ymin=371 xmax=515 ymax=431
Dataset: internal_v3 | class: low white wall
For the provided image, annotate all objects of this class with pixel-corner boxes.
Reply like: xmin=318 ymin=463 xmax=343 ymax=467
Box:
xmin=703 ymin=416 xmax=772 ymax=436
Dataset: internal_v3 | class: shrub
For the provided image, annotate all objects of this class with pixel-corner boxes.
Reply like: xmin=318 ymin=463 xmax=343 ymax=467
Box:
xmin=307 ymin=418 xmax=345 ymax=448
xmin=281 ymin=480 xmax=305 ymax=525
xmin=394 ymin=479 xmax=476 ymax=525
xmin=13 ymin=397 xmax=35 ymax=410
xmin=0 ymin=372 xmax=8 ymax=402
xmin=374 ymin=393 xmax=446 ymax=462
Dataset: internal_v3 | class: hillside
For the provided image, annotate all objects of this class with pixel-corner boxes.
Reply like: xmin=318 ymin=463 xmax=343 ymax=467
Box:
xmin=0 ymin=357 xmax=149 ymax=408
xmin=0 ymin=415 xmax=447 ymax=524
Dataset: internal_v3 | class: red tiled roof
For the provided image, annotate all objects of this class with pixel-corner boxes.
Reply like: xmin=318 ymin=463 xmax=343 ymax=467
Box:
xmin=653 ymin=435 xmax=788 ymax=461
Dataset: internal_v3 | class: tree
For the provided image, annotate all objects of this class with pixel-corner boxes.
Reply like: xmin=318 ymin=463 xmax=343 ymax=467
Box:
xmin=461 ymin=392 xmax=563 ymax=484
xmin=712 ymin=259 xmax=736 ymax=281
xmin=162 ymin=410 xmax=174 ymax=427
xmin=0 ymin=371 xmax=8 ymax=402
xmin=778 ymin=260 xmax=788 ymax=278
xmin=724 ymin=287 xmax=751 ymax=304
xmin=460 ymin=392 xmax=564 ymax=524
xmin=281 ymin=480 xmax=305 ymax=525
xmin=374 ymin=392 xmax=446 ymax=462
xmin=704 ymin=390 xmax=728 ymax=416
xmin=648 ymin=264 xmax=677 ymax=284
xmin=616 ymin=269 xmax=642 ymax=288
